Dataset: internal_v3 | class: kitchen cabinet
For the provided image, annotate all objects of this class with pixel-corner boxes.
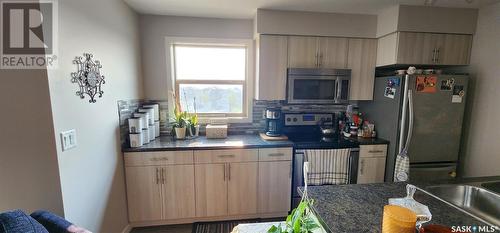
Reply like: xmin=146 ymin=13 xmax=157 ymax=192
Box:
xmin=377 ymin=32 xmax=472 ymax=66
xmin=257 ymin=148 xmax=292 ymax=214
xmin=347 ymin=38 xmax=377 ymax=100
xmin=194 ymin=149 xmax=259 ymax=217
xmin=124 ymin=147 xmax=293 ymax=225
xmin=194 ymin=163 xmax=228 ymax=217
xmin=125 ymin=166 xmax=163 ymax=222
xmin=227 ymin=162 xmax=258 ymax=215
xmin=357 ymin=144 xmax=388 ymax=184
xmin=288 ymin=36 xmax=319 ymax=68
xmin=255 ymin=35 xmax=288 ymax=100
xmin=124 ymin=151 xmax=196 ymax=222
xmin=288 ymin=36 xmax=348 ymax=69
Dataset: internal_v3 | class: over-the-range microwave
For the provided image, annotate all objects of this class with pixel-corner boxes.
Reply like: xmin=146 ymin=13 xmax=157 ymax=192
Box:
xmin=287 ymin=68 xmax=351 ymax=104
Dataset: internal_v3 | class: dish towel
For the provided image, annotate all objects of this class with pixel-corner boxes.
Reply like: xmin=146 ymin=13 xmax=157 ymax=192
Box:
xmin=304 ymin=149 xmax=351 ymax=185
xmin=394 ymin=153 xmax=410 ymax=182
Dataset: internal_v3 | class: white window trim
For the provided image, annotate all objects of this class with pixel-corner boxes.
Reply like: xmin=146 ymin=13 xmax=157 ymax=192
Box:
xmin=165 ymin=37 xmax=254 ymax=124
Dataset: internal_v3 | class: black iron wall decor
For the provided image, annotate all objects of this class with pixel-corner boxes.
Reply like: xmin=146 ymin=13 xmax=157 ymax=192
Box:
xmin=71 ymin=53 xmax=105 ymax=103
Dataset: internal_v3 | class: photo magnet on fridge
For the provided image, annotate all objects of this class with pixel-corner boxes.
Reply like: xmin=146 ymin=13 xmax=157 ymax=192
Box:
xmin=384 ymin=87 xmax=396 ymax=99
xmin=416 ymin=76 xmax=437 ymax=93
xmin=452 ymin=85 xmax=465 ymax=103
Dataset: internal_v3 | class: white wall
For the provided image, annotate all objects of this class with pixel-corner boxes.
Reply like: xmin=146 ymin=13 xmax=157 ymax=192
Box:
xmin=47 ymin=0 xmax=143 ymax=232
xmin=0 ymin=69 xmax=64 ymax=216
xmin=140 ymin=15 xmax=253 ymax=100
xmin=460 ymin=2 xmax=500 ymax=177
xmin=256 ymin=9 xmax=377 ymax=38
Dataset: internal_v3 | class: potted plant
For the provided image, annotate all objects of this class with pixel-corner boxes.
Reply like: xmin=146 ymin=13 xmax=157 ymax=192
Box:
xmin=172 ymin=105 xmax=189 ymax=139
xmin=188 ymin=113 xmax=200 ymax=137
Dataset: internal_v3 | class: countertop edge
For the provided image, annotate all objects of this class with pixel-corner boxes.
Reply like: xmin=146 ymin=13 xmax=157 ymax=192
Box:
xmin=122 ymin=143 xmax=295 ymax=152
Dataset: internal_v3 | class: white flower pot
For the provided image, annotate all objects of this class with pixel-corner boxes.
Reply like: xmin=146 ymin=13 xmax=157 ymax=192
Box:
xmin=174 ymin=127 xmax=186 ymax=139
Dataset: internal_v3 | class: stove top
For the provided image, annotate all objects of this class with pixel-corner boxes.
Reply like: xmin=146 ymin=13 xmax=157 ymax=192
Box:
xmin=286 ymin=133 xmax=359 ymax=149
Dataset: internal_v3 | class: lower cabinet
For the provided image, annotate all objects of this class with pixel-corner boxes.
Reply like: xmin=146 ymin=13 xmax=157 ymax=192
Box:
xmin=357 ymin=144 xmax=388 ymax=184
xmin=124 ymin=147 xmax=292 ymax=224
xmin=125 ymin=165 xmax=196 ymax=222
xmin=194 ymin=163 xmax=228 ymax=217
xmin=258 ymin=161 xmax=292 ymax=213
xmin=227 ymin=162 xmax=258 ymax=215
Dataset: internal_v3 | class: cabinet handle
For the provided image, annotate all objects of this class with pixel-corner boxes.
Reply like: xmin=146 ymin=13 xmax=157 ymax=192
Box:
xmin=217 ymin=154 xmax=235 ymax=158
xmin=151 ymin=157 xmax=168 ymax=161
xmin=318 ymin=53 xmax=323 ymax=67
xmin=228 ymin=163 xmax=231 ymax=181
xmin=223 ymin=163 xmax=226 ymax=181
xmin=268 ymin=153 xmax=284 ymax=157
xmin=436 ymin=48 xmax=440 ymax=63
xmin=161 ymin=168 xmax=166 ymax=184
xmin=368 ymin=150 xmax=384 ymax=153
xmin=315 ymin=54 xmax=319 ymax=67
xmin=432 ymin=49 xmax=437 ymax=63
xmin=155 ymin=168 xmax=160 ymax=184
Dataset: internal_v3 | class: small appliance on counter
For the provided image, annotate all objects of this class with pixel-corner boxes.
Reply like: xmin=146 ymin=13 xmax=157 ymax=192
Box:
xmin=264 ymin=107 xmax=283 ymax=137
xmin=206 ymin=124 xmax=228 ymax=139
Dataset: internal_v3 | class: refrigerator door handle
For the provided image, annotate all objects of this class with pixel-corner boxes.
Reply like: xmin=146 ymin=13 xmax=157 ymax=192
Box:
xmin=398 ymin=75 xmax=410 ymax=153
xmin=403 ymin=91 xmax=415 ymax=152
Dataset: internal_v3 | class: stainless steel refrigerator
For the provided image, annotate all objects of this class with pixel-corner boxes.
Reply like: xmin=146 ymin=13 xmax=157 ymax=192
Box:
xmin=359 ymin=74 xmax=468 ymax=182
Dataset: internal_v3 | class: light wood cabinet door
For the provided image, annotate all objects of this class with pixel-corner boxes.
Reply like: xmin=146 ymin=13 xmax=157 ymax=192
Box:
xmin=258 ymin=161 xmax=292 ymax=214
xmin=125 ymin=166 xmax=162 ymax=222
xmin=347 ymin=38 xmax=377 ymax=100
xmin=357 ymin=157 xmax=386 ymax=184
xmin=318 ymin=37 xmax=348 ymax=68
xmin=288 ymin=36 xmax=319 ymax=68
xmin=162 ymin=165 xmax=196 ymax=220
xmin=256 ymin=35 xmax=288 ymax=100
xmin=440 ymin=34 xmax=472 ymax=65
xmin=227 ymin=162 xmax=258 ymax=215
xmin=397 ymin=32 xmax=431 ymax=64
xmin=195 ymin=163 xmax=228 ymax=217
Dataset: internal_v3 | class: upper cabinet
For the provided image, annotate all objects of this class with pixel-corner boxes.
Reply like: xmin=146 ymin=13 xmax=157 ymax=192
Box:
xmin=347 ymin=38 xmax=377 ymax=100
xmin=377 ymin=32 xmax=472 ymax=67
xmin=288 ymin=36 xmax=348 ymax=69
xmin=255 ymin=35 xmax=288 ymax=101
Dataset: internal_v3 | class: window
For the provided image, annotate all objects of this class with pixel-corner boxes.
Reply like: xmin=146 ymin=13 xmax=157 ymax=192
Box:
xmin=171 ymin=42 xmax=252 ymax=121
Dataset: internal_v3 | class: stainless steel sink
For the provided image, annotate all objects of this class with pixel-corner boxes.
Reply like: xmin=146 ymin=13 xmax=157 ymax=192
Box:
xmin=425 ymin=184 xmax=500 ymax=227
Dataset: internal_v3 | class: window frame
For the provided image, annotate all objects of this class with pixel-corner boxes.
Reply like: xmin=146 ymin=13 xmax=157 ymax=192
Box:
xmin=165 ymin=37 xmax=254 ymax=123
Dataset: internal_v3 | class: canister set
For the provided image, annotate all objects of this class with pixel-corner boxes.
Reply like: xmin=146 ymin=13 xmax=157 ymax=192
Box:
xmin=128 ymin=103 xmax=160 ymax=147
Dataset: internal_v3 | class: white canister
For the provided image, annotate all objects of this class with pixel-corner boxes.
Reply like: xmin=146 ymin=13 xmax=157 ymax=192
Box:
xmin=143 ymin=104 xmax=160 ymax=122
xmin=148 ymin=124 xmax=155 ymax=142
xmin=129 ymin=133 xmax=143 ymax=148
xmin=128 ymin=117 xmax=143 ymax=133
xmin=142 ymin=128 xmax=150 ymax=143
xmin=139 ymin=108 xmax=154 ymax=125
xmin=154 ymin=121 xmax=160 ymax=137
xmin=133 ymin=112 xmax=150 ymax=128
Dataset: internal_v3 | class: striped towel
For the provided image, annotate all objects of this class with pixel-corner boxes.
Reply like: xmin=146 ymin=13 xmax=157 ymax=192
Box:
xmin=304 ymin=149 xmax=351 ymax=185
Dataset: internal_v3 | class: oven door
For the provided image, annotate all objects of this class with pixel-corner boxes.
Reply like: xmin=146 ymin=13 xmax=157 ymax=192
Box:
xmin=287 ymin=76 xmax=337 ymax=104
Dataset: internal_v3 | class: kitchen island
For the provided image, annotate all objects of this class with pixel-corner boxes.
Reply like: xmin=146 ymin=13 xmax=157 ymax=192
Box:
xmin=300 ymin=182 xmax=492 ymax=233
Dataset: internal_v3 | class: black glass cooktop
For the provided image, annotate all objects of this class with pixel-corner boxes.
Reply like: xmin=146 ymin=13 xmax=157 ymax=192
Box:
xmin=286 ymin=133 xmax=359 ymax=149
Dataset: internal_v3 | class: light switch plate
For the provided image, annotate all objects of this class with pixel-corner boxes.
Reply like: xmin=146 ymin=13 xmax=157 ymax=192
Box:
xmin=60 ymin=129 xmax=77 ymax=151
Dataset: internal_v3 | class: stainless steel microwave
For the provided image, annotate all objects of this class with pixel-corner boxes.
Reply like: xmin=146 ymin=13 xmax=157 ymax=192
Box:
xmin=287 ymin=68 xmax=351 ymax=104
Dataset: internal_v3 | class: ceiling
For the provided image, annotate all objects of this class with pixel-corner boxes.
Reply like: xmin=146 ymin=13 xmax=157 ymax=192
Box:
xmin=124 ymin=0 xmax=499 ymax=19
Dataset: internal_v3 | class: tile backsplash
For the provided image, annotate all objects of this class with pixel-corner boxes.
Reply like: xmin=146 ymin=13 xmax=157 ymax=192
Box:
xmin=118 ymin=99 xmax=347 ymax=147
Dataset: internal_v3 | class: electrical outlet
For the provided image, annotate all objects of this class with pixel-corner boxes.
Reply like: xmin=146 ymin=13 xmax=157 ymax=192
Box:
xmin=60 ymin=129 xmax=77 ymax=151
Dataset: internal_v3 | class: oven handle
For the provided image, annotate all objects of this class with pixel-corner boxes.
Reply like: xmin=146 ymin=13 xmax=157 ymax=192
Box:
xmin=335 ymin=78 xmax=341 ymax=103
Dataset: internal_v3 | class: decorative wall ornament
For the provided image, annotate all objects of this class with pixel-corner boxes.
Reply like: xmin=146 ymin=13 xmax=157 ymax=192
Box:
xmin=71 ymin=53 xmax=105 ymax=103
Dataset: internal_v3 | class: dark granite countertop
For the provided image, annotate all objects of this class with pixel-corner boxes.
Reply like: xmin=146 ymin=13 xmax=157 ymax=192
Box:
xmin=346 ymin=136 xmax=390 ymax=145
xmin=122 ymin=134 xmax=294 ymax=152
xmin=300 ymin=181 xmax=493 ymax=233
